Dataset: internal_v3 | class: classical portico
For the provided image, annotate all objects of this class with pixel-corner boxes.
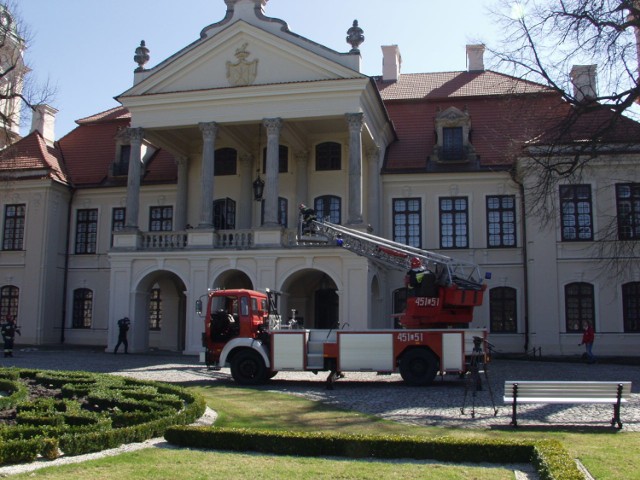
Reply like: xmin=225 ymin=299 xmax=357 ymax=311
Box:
xmin=108 ymin=0 xmax=396 ymax=354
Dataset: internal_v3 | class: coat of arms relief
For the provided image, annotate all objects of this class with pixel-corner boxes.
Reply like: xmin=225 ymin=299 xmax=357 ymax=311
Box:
xmin=226 ymin=43 xmax=258 ymax=86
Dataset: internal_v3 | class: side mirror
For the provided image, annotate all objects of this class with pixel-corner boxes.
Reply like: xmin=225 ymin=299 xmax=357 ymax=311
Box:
xmin=195 ymin=299 xmax=203 ymax=316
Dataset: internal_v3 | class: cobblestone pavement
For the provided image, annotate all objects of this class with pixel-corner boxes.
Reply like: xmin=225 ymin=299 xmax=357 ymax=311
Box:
xmin=3 ymin=347 xmax=639 ymax=431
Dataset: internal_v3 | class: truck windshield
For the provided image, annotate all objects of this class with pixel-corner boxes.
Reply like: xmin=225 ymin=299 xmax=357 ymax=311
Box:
xmin=211 ymin=295 xmax=237 ymax=315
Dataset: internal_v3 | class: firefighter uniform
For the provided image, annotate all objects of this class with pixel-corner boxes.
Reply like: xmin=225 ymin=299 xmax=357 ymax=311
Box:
xmin=1 ymin=317 xmax=20 ymax=357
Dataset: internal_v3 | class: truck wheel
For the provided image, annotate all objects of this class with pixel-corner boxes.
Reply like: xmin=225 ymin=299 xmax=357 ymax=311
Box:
xmin=399 ymin=349 xmax=439 ymax=386
xmin=231 ymin=349 xmax=267 ymax=385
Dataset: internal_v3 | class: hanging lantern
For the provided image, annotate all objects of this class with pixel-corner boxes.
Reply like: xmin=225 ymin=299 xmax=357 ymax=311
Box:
xmin=252 ymin=170 xmax=265 ymax=201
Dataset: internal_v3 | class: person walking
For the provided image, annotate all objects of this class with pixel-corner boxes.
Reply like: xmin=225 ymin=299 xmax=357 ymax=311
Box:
xmin=1 ymin=315 xmax=20 ymax=357
xmin=579 ymin=320 xmax=596 ymax=364
xmin=114 ymin=317 xmax=130 ymax=354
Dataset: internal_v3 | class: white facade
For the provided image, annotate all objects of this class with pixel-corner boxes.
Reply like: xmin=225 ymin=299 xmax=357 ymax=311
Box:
xmin=1 ymin=0 xmax=639 ymax=358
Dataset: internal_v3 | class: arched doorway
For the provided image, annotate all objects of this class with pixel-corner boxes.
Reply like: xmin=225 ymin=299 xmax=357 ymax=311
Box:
xmin=281 ymin=269 xmax=339 ymax=329
xmin=134 ymin=271 xmax=187 ymax=352
xmin=213 ymin=270 xmax=253 ymax=290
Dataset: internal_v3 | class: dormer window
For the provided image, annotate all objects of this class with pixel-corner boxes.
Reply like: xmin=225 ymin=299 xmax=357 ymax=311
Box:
xmin=113 ymin=144 xmax=131 ymax=176
xmin=432 ymin=107 xmax=476 ymax=163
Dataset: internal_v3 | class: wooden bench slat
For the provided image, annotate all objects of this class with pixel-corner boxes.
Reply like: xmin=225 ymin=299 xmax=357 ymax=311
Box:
xmin=503 ymin=396 xmax=628 ymax=404
xmin=503 ymin=380 xmax=632 ymax=429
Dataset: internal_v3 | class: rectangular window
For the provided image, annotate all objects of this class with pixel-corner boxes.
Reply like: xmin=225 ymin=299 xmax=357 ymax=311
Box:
xmin=392 ymin=198 xmax=421 ymax=248
xmin=72 ymin=288 xmax=93 ymax=329
xmin=442 ymin=127 xmax=464 ymax=161
xmin=560 ymin=185 xmax=593 ymax=241
xmin=213 ymin=198 xmax=236 ymax=230
xmin=149 ymin=206 xmax=173 ymax=232
xmin=565 ymin=282 xmax=595 ymax=332
xmin=75 ymin=209 xmax=98 ymax=254
xmin=261 ymin=197 xmax=288 ymax=227
xmin=149 ymin=287 xmax=162 ymax=331
xmin=113 ymin=145 xmax=130 ymax=176
xmin=489 ymin=287 xmax=517 ymax=333
xmin=622 ymin=282 xmax=640 ymax=333
xmin=486 ymin=195 xmax=516 ymax=248
xmin=111 ymin=207 xmax=125 ymax=245
xmin=2 ymin=204 xmax=25 ymax=251
xmin=616 ymin=183 xmax=640 ymax=240
xmin=440 ymin=197 xmax=468 ymax=249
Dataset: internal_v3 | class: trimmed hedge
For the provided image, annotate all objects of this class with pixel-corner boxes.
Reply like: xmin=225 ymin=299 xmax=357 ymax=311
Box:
xmin=0 ymin=367 xmax=206 ymax=465
xmin=164 ymin=426 xmax=585 ymax=480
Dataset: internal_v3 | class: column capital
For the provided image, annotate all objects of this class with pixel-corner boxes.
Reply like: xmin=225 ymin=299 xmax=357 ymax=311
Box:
xmin=366 ymin=145 xmax=381 ymax=161
xmin=199 ymin=122 xmax=219 ymax=140
xmin=294 ymin=149 xmax=310 ymax=162
xmin=345 ymin=112 xmax=364 ymax=132
xmin=240 ymin=152 xmax=254 ymax=164
xmin=263 ymin=117 xmax=283 ymax=136
xmin=174 ymin=155 xmax=189 ymax=167
xmin=129 ymin=127 xmax=145 ymax=143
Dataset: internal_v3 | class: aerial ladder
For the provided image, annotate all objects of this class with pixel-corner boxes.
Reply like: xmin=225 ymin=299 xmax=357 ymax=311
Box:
xmin=299 ymin=218 xmax=487 ymax=329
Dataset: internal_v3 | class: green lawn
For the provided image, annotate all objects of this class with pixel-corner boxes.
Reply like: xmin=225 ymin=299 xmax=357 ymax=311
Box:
xmin=8 ymin=383 xmax=640 ymax=479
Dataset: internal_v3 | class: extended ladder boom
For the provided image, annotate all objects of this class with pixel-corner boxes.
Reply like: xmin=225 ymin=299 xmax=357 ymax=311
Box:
xmin=306 ymin=220 xmax=484 ymax=289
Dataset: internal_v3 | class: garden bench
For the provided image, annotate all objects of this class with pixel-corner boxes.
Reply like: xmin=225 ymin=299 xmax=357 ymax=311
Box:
xmin=504 ymin=380 xmax=632 ymax=429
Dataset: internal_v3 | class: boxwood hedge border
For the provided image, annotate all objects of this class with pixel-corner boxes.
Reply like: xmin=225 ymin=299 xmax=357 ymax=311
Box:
xmin=0 ymin=367 xmax=205 ymax=466
xmin=164 ymin=426 xmax=585 ymax=480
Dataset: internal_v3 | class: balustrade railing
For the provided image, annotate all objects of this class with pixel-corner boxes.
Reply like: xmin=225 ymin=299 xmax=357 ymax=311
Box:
xmin=140 ymin=231 xmax=188 ymax=250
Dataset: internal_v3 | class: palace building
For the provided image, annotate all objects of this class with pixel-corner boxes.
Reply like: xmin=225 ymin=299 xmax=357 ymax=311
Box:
xmin=1 ymin=0 xmax=639 ymax=356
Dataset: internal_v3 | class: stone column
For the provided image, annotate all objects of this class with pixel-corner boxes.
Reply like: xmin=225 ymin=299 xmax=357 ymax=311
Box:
xmin=239 ymin=153 xmax=254 ymax=229
xmin=346 ymin=113 xmax=364 ymax=225
xmin=198 ymin=122 xmax=218 ymax=228
xmin=263 ymin=118 xmax=282 ymax=227
xmin=175 ymin=156 xmax=189 ymax=230
xmin=295 ymin=149 xmax=310 ymax=208
xmin=366 ymin=146 xmax=381 ymax=232
xmin=125 ymin=127 xmax=144 ymax=230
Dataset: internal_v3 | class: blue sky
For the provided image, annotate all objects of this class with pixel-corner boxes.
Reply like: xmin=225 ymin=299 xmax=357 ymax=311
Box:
xmin=15 ymin=0 xmax=500 ymax=138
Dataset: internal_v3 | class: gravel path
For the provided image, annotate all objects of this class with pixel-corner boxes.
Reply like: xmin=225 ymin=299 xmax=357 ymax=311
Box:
xmin=2 ymin=348 xmax=638 ymax=478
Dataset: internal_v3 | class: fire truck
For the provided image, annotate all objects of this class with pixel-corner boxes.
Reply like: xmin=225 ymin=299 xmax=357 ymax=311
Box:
xmin=198 ymin=219 xmax=488 ymax=387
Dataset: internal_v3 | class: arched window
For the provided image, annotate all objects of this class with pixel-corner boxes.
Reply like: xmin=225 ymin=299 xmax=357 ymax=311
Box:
xmin=72 ymin=288 xmax=93 ymax=329
xmin=315 ymin=142 xmax=341 ymax=171
xmin=314 ymin=195 xmax=341 ymax=224
xmin=489 ymin=287 xmax=517 ymax=333
xmin=149 ymin=286 xmax=162 ymax=331
xmin=215 ymin=148 xmax=237 ymax=176
xmin=622 ymin=282 xmax=640 ymax=333
xmin=392 ymin=288 xmax=407 ymax=329
xmin=565 ymin=282 xmax=594 ymax=332
xmin=0 ymin=285 xmax=19 ymax=322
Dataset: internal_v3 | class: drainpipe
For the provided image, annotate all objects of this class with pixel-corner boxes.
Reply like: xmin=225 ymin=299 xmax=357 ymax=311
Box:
xmin=518 ymin=181 xmax=530 ymax=353
xmin=60 ymin=187 xmax=76 ymax=343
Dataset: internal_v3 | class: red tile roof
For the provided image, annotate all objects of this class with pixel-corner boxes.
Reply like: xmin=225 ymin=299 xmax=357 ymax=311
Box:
xmin=375 ymin=71 xmax=553 ymax=101
xmin=58 ymin=106 xmax=177 ymax=186
xmin=0 ymin=131 xmax=69 ymax=184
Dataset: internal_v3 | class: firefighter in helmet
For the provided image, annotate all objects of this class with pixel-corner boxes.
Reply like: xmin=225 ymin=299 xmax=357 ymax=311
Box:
xmin=405 ymin=257 xmax=426 ymax=296
xmin=298 ymin=203 xmax=316 ymax=234
xmin=405 ymin=257 xmax=438 ymax=297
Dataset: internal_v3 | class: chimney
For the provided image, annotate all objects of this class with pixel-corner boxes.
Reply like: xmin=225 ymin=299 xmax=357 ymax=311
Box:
xmin=381 ymin=45 xmax=401 ymax=82
xmin=466 ymin=44 xmax=485 ymax=71
xmin=30 ymin=104 xmax=58 ymax=147
xmin=570 ymin=65 xmax=598 ymax=102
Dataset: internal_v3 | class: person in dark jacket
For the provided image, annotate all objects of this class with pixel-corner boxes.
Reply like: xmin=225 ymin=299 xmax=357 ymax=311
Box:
xmin=114 ymin=317 xmax=130 ymax=354
xmin=1 ymin=315 xmax=20 ymax=357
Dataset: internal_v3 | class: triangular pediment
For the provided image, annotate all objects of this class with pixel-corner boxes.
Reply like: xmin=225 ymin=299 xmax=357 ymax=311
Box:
xmin=121 ymin=21 xmax=365 ymax=98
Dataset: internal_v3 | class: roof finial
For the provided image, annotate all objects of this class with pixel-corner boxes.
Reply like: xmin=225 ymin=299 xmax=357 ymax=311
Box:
xmin=346 ymin=20 xmax=364 ymax=54
xmin=134 ymin=40 xmax=150 ymax=72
